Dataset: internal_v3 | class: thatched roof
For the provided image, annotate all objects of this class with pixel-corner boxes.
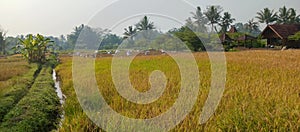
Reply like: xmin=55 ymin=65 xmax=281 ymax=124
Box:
xmin=261 ymin=24 xmax=300 ymax=39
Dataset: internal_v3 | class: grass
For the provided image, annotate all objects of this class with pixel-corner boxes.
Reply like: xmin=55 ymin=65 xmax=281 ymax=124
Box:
xmin=0 ymin=63 xmax=39 ymax=122
xmin=56 ymin=50 xmax=300 ymax=131
xmin=0 ymin=66 xmax=61 ymax=131
xmin=0 ymin=56 xmax=31 ymax=93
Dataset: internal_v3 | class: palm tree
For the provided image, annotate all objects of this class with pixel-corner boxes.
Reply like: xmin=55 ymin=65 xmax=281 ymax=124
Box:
xmin=123 ymin=26 xmax=137 ymax=45
xmin=277 ymin=6 xmax=290 ymax=24
xmin=256 ymin=8 xmax=277 ymax=25
xmin=123 ymin=26 xmax=137 ymax=39
xmin=288 ymin=8 xmax=300 ymax=24
xmin=219 ymin=12 xmax=235 ymax=33
xmin=204 ymin=5 xmax=223 ymax=32
xmin=191 ymin=6 xmax=208 ymax=32
xmin=136 ymin=16 xmax=155 ymax=31
xmin=246 ymin=19 xmax=259 ymax=34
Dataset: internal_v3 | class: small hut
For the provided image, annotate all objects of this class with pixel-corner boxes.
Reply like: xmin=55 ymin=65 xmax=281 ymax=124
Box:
xmin=219 ymin=33 xmax=233 ymax=45
xmin=236 ymin=34 xmax=257 ymax=47
xmin=260 ymin=24 xmax=300 ymax=48
xmin=228 ymin=26 xmax=238 ymax=33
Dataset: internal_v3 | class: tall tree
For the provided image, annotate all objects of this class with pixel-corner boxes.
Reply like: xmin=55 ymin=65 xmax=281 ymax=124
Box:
xmin=277 ymin=6 xmax=290 ymax=24
xmin=204 ymin=5 xmax=223 ymax=32
xmin=256 ymin=8 xmax=277 ymax=25
xmin=219 ymin=12 xmax=235 ymax=33
xmin=0 ymin=27 xmax=7 ymax=55
xmin=246 ymin=19 xmax=259 ymax=34
xmin=123 ymin=26 xmax=137 ymax=39
xmin=67 ymin=24 xmax=85 ymax=49
xmin=191 ymin=6 xmax=208 ymax=32
xmin=288 ymin=8 xmax=300 ymax=24
xmin=136 ymin=16 xmax=155 ymax=31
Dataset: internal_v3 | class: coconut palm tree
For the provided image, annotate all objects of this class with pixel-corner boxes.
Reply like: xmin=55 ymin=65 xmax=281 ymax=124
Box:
xmin=288 ymin=8 xmax=300 ymax=24
xmin=123 ymin=26 xmax=137 ymax=39
xmin=123 ymin=26 xmax=137 ymax=45
xmin=191 ymin=6 xmax=208 ymax=32
xmin=256 ymin=8 xmax=277 ymax=25
xmin=136 ymin=16 xmax=155 ymax=31
xmin=246 ymin=19 xmax=259 ymax=34
xmin=219 ymin=12 xmax=235 ymax=33
xmin=277 ymin=6 xmax=290 ymax=24
xmin=204 ymin=5 xmax=223 ymax=32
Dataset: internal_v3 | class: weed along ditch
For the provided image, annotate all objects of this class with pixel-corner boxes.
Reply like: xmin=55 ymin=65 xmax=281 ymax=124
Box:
xmin=0 ymin=57 xmax=64 ymax=131
xmin=52 ymin=69 xmax=66 ymax=126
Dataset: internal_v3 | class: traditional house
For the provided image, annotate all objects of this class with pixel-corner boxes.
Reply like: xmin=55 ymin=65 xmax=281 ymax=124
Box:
xmin=260 ymin=24 xmax=300 ymax=48
xmin=228 ymin=26 xmax=238 ymax=33
xmin=219 ymin=33 xmax=233 ymax=44
xmin=236 ymin=34 xmax=257 ymax=47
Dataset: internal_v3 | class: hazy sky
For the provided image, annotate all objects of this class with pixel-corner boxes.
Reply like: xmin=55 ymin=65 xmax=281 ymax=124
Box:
xmin=0 ymin=0 xmax=299 ymax=37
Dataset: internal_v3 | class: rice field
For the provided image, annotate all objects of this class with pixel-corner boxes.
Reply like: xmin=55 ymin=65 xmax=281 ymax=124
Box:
xmin=56 ymin=50 xmax=300 ymax=131
xmin=0 ymin=56 xmax=31 ymax=94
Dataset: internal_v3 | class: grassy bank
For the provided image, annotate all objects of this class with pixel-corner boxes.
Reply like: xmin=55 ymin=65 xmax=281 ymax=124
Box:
xmin=0 ymin=64 xmax=61 ymax=131
xmin=0 ymin=63 xmax=39 ymax=121
xmin=56 ymin=51 xmax=300 ymax=131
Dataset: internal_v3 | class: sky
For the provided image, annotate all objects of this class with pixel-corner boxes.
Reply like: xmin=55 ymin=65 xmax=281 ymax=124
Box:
xmin=0 ymin=0 xmax=300 ymax=37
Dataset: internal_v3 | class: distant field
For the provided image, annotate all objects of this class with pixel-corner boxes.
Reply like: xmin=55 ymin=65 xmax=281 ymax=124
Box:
xmin=56 ymin=50 xmax=300 ymax=131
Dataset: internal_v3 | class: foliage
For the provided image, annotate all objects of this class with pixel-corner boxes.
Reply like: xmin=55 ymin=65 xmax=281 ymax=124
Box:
xmin=135 ymin=16 xmax=155 ymax=31
xmin=189 ymin=6 xmax=208 ymax=32
xmin=172 ymin=26 xmax=205 ymax=51
xmin=204 ymin=5 xmax=223 ymax=32
xmin=17 ymin=34 xmax=53 ymax=63
xmin=99 ymin=34 xmax=122 ymax=50
xmin=288 ymin=31 xmax=300 ymax=40
xmin=0 ymin=28 xmax=7 ymax=55
xmin=256 ymin=8 xmax=277 ymax=25
xmin=0 ymin=66 xmax=60 ymax=132
xmin=0 ymin=63 xmax=39 ymax=122
xmin=277 ymin=6 xmax=300 ymax=24
xmin=219 ymin=12 xmax=235 ymax=33
xmin=245 ymin=19 xmax=260 ymax=36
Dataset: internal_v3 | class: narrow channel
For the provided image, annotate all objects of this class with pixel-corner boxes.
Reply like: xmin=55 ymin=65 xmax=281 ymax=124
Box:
xmin=52 ymin=69 xmax=66 ymax=127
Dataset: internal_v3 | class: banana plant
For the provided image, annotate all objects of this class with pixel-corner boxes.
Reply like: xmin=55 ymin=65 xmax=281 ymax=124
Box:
xmin=16 ymin=34 xmax=53 ymax=63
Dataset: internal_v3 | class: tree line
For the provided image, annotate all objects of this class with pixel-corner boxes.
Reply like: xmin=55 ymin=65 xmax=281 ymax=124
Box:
xmin=1 ymin=5 xmax=300 ymax=55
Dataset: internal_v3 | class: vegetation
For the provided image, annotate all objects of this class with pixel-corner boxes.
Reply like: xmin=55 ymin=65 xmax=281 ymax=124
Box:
xmin=204 ymin=5 xmax=223 ymax=32
xmin=0 ymin=27 xmax=7 ymax=55
xmin=0 ymin=56 xmax=30 ymax=82
xmin=56 ymin=51 xmax=300 ymax=131
xmin=256 ymin=8 xmax=278 ymax=25
xmin=0 ymin=3 xmax=300 ymax=131
xmin=16 ymin=34 xmax=53 ymax=63
xmin=0 ymin=62 xmax=39 ymax=121
xmin=288 ymin=31 xmax=300 ymax=40
xmin=219 ymin=12 xmax=235 ymax=33
xmin=0 ymin=66 xmax=60 ymax=131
